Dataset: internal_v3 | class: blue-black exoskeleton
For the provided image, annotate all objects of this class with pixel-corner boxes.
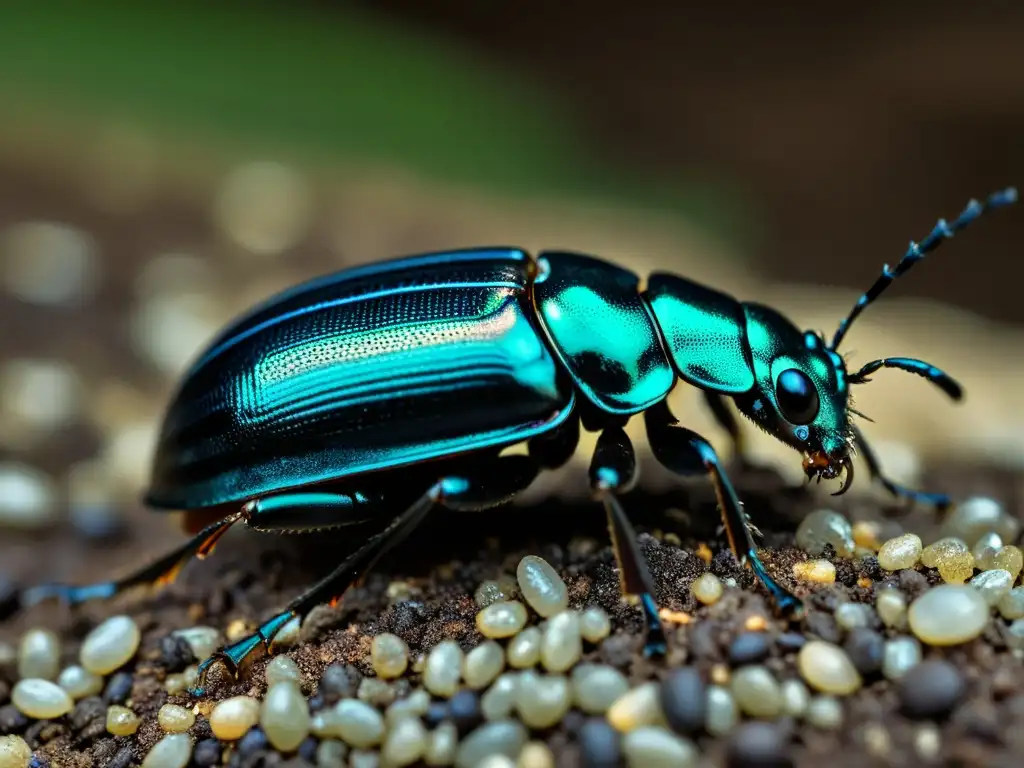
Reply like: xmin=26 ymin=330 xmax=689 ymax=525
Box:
xmin=3 ymin=187 xmax=1016 ymax=695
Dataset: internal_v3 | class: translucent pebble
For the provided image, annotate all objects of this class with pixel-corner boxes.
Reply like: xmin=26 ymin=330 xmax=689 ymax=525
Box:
xmin=942 ymin=496 xmax=1019 ymax=547
xmin=157 ymin=704 xmax=195 ymax=733
xmin=385 ymin=689 xmax=431 ymax=727
xmin=705 ymin=685 xmax=739 ymax=736
xmin=998 ymin=586 xmax=1024 ymax=620
xmin=0 ymin=735 xmax=31 ymax=768
xmin=921 ymin=537 xmax=970 ymax=568
xmin=335 ymin=698 xmax=386 ymax=748
xmin=311 ymin=709 xmax=342 ymax=739
xmin=171 ymin=627 xmax=222 ymax=663
xmin=141 ymin=733 xmax=192 ymax=768
xmin=540 ymin=611 xmax=582 ymax=673
xmin=876 ymin=589 xmax=908 ymax=629
xmin=882 ymin=637 xmax=921 ymax=680
xmin=106 ymin=705 xmax=140 ymax=736
xmin=970 ymin=569 xmax=1013 ymax=606
xmin=937 ymin=552 xmax=976 ymax=584
xmin=691 ymin=573 xmax=724 ymax=605
xmin=315 ymin=740 xmax=347 ymax=768
xmin=516 ymin=556 xmax=568 ymax=618
xmin=908 ymin=585 xmax=990 ymax=645
xmin=58 ymin=664 xmax=105 ymax=700
xmin=579 ymin=606 xmax=611 ymax=643
xmin=423 ymin=640 xmax=464 ymax=698
xmin=477 ymin=757 xmax=515 ymax=768
xmin=795 ymin=509 xmax=855 ymax=558
xmin=994 ymin=546 xmax=1023 ymax=583
xmin=463 ymin=641 xmax=506 ymax=690
xmin=12 ymin=678 xmax=74 ymax=719
xmin=852 ymin=520 xmax=883 ymax=551
xmin=834 ymin=602 xmax=872 ymax=631
xmin=209 ymin=696 xmax=260 ymax=740
xmin=517 ymin=741 xmax=556 ymax=768
xmin=797 ymin=641 xmax=862 ymax=695
xmin=270 ymin=616 xmax=301 ymax=650
xmin=260 ymin=682 xmax=311 ymax=752
xmin=371 ymin=633 xmax=409 ymax=679
xmin=514 ymin=671 xmax=572 ymax=729
xmin=877 ymin=534 xmax=923 ymax=571
xmin=571 ymin=663 xmax=629 ymax=714
xmin=481 ymin=673 xmax=520 ymax=721
xmin=215 ymin=162 xmax=312 ymax=256
xmin=79 ymin=615 xmax=141 ymax=675
xmin=622 ymin=725 xmax=698 ymax=768
xmin=731 ymin=666 xmax=782 ymax=718
xmin=474 ymin=578 xmax=516 ymax=608
xmin=0 ymin=463 xmax=57 ymax=529
xmin=792 ymin=559 xmax=836 ymax=584
xmin=780 ymin=679 xmax=809 ymax=717
xmin=381 ymin=716 xmax=427 ymax=767
xmin=806 ymin=696 xmax=843 ymax=730
xmin=914 ymin=723 xmax=942 ymax=762
xmin=507 ymin=627 xmax=543 ymax=669
xmin=358 ymin=677 xmax=394 ymax=707
xmin=266 ymin=654 xmax=303 ymax=687
xmin=476 ymin=602 xmax=528 ymax=639
xmin=0 ymin=221 xmax=99 ymax=306
xmin=973 ymin=532 xmax=1003 ymax=571
xmin=454 ymin=721 xmax=528 ymax=768
xmin=607 ymin=682 xmax=666 ymax=732
xmin=425 ymin=721 xmax=458 ymax=766
xmin=17 ymin=629 xmax=61 ymax=681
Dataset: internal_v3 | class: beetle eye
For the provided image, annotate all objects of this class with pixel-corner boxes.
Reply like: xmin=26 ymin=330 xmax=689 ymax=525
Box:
xmin=775 ymin=368 xmax=819 ymax=425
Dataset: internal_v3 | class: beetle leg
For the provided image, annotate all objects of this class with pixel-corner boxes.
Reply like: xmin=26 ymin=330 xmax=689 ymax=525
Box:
xmin=191 ymin=455 xmax=540 ymax=695
xmin=589 ymin=426 xmax=667 ymax=657
xmin=644 ymin=398 xmax=804 ymax=618
xmin=0 ymin=512 xmax=245 ymax=620
xmin=851 ymin=424 xmax=951 ymax=510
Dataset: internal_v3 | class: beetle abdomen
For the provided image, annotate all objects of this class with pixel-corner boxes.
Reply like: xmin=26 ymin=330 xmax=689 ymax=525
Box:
xmin=146 ymin=248 xmax=574 ymax=510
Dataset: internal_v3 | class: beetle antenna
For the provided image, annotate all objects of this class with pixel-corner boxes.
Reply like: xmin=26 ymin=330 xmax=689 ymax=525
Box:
xmin=848 ymin=406 xmax=874 ymax=423
xmin=829 ymin=187 xmax=1017 ymax=351
xmin=848 ymin=357 xmax=963 ymax=401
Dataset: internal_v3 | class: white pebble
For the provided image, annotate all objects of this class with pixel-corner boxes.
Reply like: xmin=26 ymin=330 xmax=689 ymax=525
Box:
xmin=507 ymin=628 xmax=542 ymax=669
xmin=260 ymin=682 xmax=310 ymax=752
xmin=18 ymin=629 xmax=61 ymax=681
xmin=607 ymin=682 xmax=666 ymax=732
xmin=705 ymin=685 xmax=738 ymax=736
xmin=209 ymin=696 xmax=261 ymax=740
xmin=335 ymin=698 xmax=386 ymax=748
xmin=579 ymin=606 xmax=611 ymax=643
xmin=481 ymin=673 xmax=520 ymax=721
xmin=540 ymin=610 xmax=582 ymax=673
xmin=0 ymin=359 xmax=82 ymax=436
xmin=57 ymin=665 xmax=104 ymax=700
xmin=477 ymin=602 xmax=529 ymax=639
xmin=877 ymin=533 xmax=923 ymax=571
xmin=882 ymin=636 xmax=922 ymax=680
xmin=80 ymin=615 xmax=141 ymax=675
xmin=0 ymin=221 xmax=99 ymax=306
xmin=797 ymin=641 xmax=862 ymax=695
xmin=571 ymin=664 xmax=629 ymax=714
xmin=381 ymin=716 xmax=428 ymax=766
xmin=12 ymin=678 xmax=74 ymax=719
xmin=514 ymin=671 xmax=571 ymax=729
xmin=171 ymin=627 xmax=222 ymax=661
xmin=731 ymin=666 xmax=783 ymax=718
xmin=875 ymin=588 xmax=908 ymax=629
xmin=463 ymin=641 xmax=506 ymax=690
xmin=942 ymin=496 xmax=1019 ymax=546
xmin=998 ymin=587 xmax=1024 ymax=620
xmin=691 ymin=573 xmax=723 ymax=605
xmin=973 ymin=532 xmax=1003 ymax=571
xmin=780 ymin=679 xmax=809 ymax=717
xmin=970 ymin=569 xmax=1013 ymax=606
xmin=385 ymin=690 xmax=431 ymax=727
xmin=806 ymin=696 xmax=844 ymax=729
xmin=266 ymin=654 xmax=303 ymax=687
xmin=908 ymin=585 xmax=990 ymax=645
xmin=141 ymin=733 xmax=192 ymax=768
xmin=157 ymin=704 xmax=195 ymax=733
xmin=0 ymin=463 xmax=57 ymax=529
xmin=795 ymin=508 xmax=855 ymax=558
xmin=423 ymin=640 xmax=464 ymax=698
xmin=214 ymin=162 xmax=313 ymax=256
xmin=834 ymin=602 xmax=873 ymax=631
xmin=516 ymin=556 xmax=568 ymax=618
xmin=454 ymin=720 xmax=528 ymax=768
xmin=425 ymin=720 xmax=458 ymax=765
xmin=622 ymin=726 xmax=697 ymax=768
xmin=0 ymin=735 xmax=31 ymax=768
xmin=371 ymin=633 xmax=409 ymax=679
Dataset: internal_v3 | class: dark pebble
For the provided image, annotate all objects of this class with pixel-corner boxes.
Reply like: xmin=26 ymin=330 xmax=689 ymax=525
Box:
xmin=298 ymin=736 xmax=319 ymax=762
xmin=599 ymin=634 xmax=635 ymax=669
xmin=775 ymin=633 xmax=806 ymax=652
xmin=28 ymin=756 xmax=49 ymax=768
xmin=804 ymin=612 xmax=841 ymax=644
xmin=898 ymin=569 xmax=929 ymax=598
xmin=729 ymin=632 xmax=771 ymax=665
xmin=660 ymin=667 xmax=706 ymax=736
xmin=0 ymin=681 xmax=9 ymax=705
xmin=307 ymin=693 xmax=326 ymax=712
xmin=106 ymin=746 xmax=135 ymax=768
xmin=898 ymin=659 xmax=966 ymax=719
xmin=238 ymin=726 xmax=269 ymax=757
xmin=102 ymin=672 xmax=134 ymax=705
xmin=423 ymin=701 xmax=449 ymax=729
xmin=727 ymin=722 xmax=794 ymax=768
xmin=159 ymin=634 xmax=196 ymax=672
xmin=562 ymin=709 xmax=586 ymax=736
xmin=70 ymin=505 xmax=127 ymax=541
xmin=843 ymin=628 xmax=885 ymax=676
xmin=69 ymin=696 xmax=106 ymax=732
xmin=0 ymin=704 xmax=28 ymax=734
xmin=688 ymin=620 xmax=720 ymax=659
xmin=193 ymin=739 xmax=223 ymax=766
xmin=447 ymin=689 xmax=482 ymax=735
xmin=319 ymin=663 xmax=362 ymax=702
xmin=579 ymin=717 xmax=622 ymax=768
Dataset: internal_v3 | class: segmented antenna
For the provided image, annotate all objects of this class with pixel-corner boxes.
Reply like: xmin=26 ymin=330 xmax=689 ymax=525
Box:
xmin=829 ymin=187 xmax=1017 ymax=351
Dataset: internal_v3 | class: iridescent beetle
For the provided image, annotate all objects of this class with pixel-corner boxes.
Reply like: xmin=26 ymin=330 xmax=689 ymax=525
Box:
xmin=4 ymin=187 xmax=1016 ymax=694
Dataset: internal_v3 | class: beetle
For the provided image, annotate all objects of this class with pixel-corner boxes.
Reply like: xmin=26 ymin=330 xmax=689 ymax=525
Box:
xmin=3 ymin=187 xmax=1015 ymax=695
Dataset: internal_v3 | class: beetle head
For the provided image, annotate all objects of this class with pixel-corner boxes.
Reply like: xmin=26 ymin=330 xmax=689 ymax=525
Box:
xmin=732 ymin=303 xmax=855 ymax=495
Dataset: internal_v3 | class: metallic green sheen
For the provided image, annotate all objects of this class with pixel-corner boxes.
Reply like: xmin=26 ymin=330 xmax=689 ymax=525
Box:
xmin=145 ymin=248 xmax=575 ymax=510
xmin=644 ymin=273 xmax=755 ymax=393
xmin=736 ymin=302 xmax=850 ymax=456
xmin=533 ymin=251 xmax=674 ymax=414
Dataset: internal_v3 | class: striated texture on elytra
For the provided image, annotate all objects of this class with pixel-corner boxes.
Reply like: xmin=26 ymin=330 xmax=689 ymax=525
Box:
xmin=477 ymin=601 xmax=528 ymax=639
xmin=516 ymin=555 xmax=569 ymax=618
xmin=908 ymin=585 xmax=990 ymax=645
xmin=260 ymin=682 xmax=311 ymax=752
xmin=12 ymin=678 xmax=74 ymax=719
xmin=141 ymin=733 xmax=192 ymax=768
xmin=877 ymin=534 xmax=923 ymax=571
xmin=797 ymin=641 xmax=862 ymax=695
xmin=79 ymin=615 xmax=141 ymax=675
xmin=796 ymin=509 xmax=855 ymax=558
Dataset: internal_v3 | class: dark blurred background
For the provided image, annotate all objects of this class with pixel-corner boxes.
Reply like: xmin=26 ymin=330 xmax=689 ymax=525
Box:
xmin=0 ymin=1 xmax=1022 ymax=586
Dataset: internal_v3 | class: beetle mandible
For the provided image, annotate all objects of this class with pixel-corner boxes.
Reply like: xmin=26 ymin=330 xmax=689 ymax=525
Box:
xmin=3 ymin=187 xmax=1016 ymax=695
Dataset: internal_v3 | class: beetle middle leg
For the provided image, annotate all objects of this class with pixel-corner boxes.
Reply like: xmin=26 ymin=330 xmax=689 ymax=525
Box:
xmin=191 ymin=454 xmax=540 ymax=695
xmin=852 ymin=424 xmax=951 ymax=509
xmin=644 ymin=398 xmax=803 ymax=617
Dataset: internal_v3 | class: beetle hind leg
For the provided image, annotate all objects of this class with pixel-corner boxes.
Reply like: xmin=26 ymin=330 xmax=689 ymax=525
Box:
xmin=645 ymin=399 xmax=803 ymax=618
xmin=589 ymin=427 xmax=667 ymax=657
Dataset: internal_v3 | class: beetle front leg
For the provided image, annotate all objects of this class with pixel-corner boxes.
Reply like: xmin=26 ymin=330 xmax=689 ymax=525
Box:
xmin=702 ymin=390 xmax=750 ymax=464
xmin=852 ymin=424 xmax=951 ymax=509
xmin=191 ymin=455 xmax=540 ymax=695
xmin=644 ymin=399 xmax=803 ymax=618
xmin=589 ymin=427 xmax=666 ymax=657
